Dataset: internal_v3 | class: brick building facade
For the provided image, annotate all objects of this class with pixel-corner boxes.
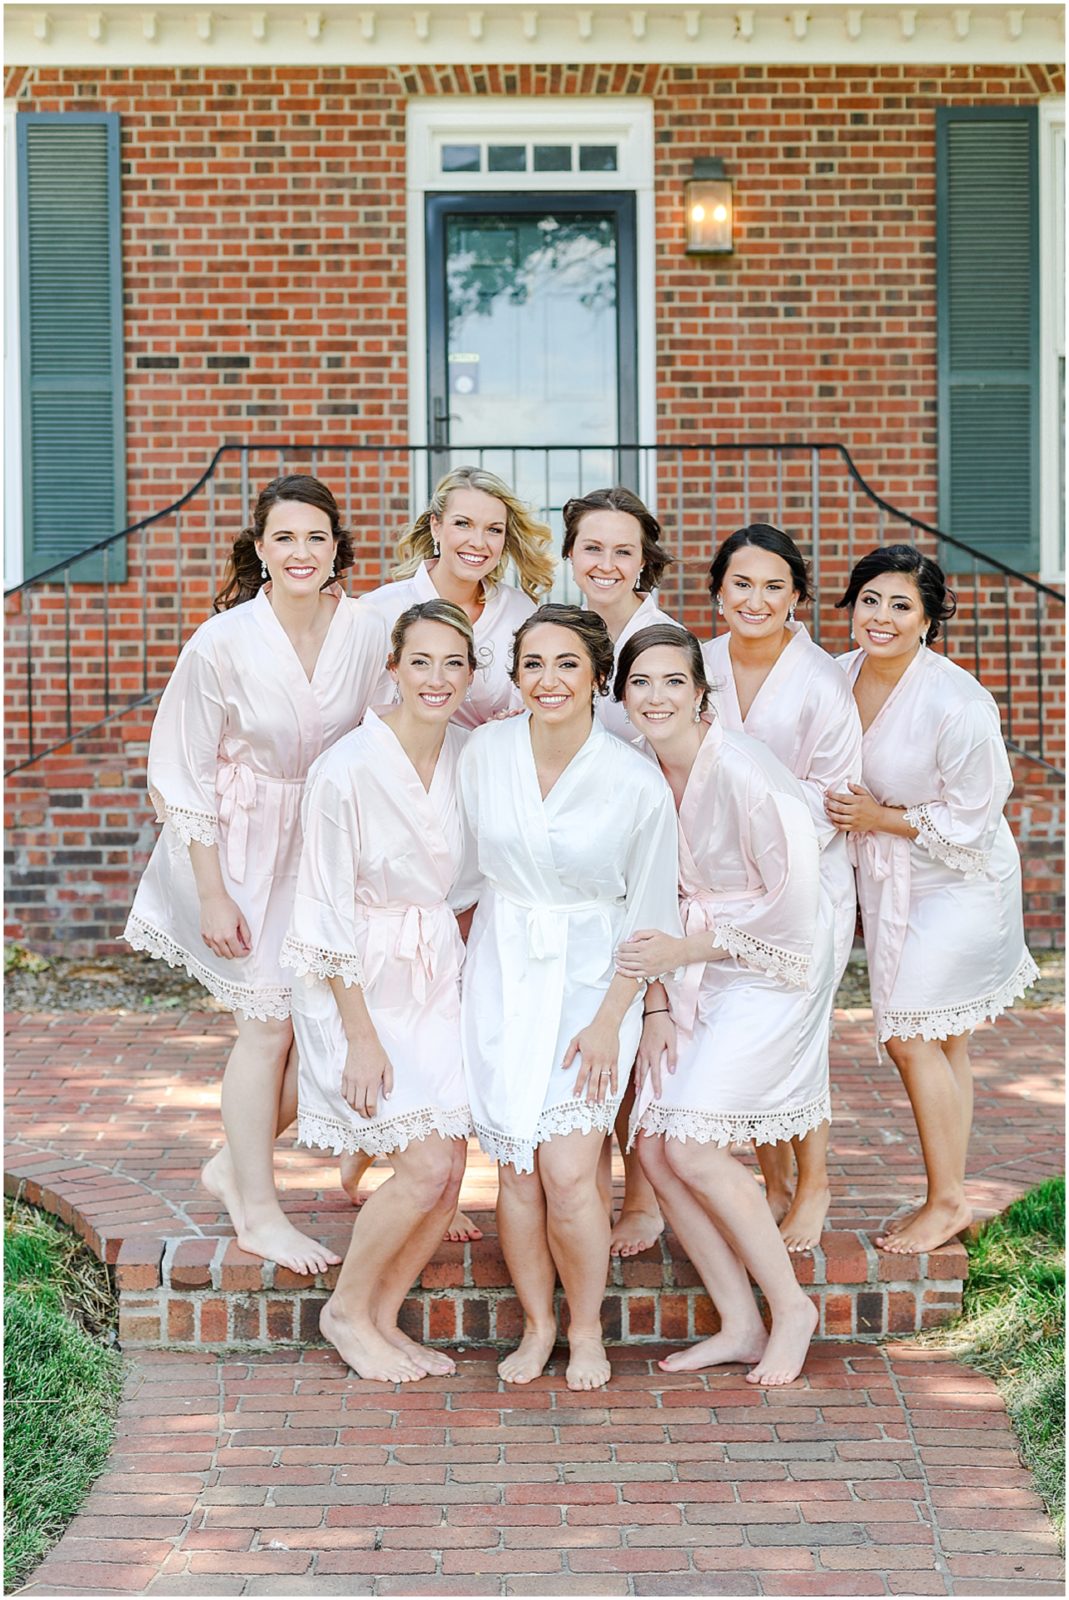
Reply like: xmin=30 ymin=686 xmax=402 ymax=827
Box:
xmin=3 ymin=4 xmax=1064 ymax=952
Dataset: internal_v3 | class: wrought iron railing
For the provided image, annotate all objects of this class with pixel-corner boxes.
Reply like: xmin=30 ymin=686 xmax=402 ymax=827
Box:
xmin=4 ymin=441 xmax=1064 ymax=779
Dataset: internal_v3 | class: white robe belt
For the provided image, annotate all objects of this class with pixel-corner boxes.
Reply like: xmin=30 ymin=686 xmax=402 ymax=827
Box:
xmin=496 ymin=891 xmax=615 ymax=960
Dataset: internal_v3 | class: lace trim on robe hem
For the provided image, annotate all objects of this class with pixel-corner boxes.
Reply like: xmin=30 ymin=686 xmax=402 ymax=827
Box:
xmin=711 ymin=923 xmax=810 ymax=990
xmin=629 ymin=1091 xmax=831 ymax=1152
xmin=124 ymin=913 xmax=292 ymax=1021
xmin=279 ymin=934 xmax=365 ymax=989
xmin=878 ymin=951 xmax=1040 ymax=1043
xmin=149 ymin=787 xmax=219 ymax=849
xmin=903 ymin=804 xmax=989 ymax=878
xmin=473 ymin=1099 xmax=622 ymax=1175
xmin=297 ymin=1106 xmax=473 ymax=1158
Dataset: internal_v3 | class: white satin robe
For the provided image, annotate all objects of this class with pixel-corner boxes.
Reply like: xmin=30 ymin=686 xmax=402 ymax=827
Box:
xmin=597 ymin=593 xmax=684 ymax=742
xmin=702 ymin=623 xmax=863 ymax=980
xmin=362 ymin=561 xmax=533 ymax=727
xmin=838 ymin=647 xmax=1038 ymax=1043
xmin=124 ymin=587 xmax=388 ymax=1020
xmin=459 ymin=714 xmax=682 ymax=1173
xmin=632 ymin=719 xmax=837 ymax=1148
xmin=282 ymin=711 xmax=477 ymax=1157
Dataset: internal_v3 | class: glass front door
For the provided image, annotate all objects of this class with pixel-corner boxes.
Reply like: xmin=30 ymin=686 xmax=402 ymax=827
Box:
xmin=426 ymin=193 xmax=637 ymax=597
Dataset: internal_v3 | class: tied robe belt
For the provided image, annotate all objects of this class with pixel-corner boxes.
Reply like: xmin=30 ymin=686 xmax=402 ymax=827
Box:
xmin=671 ymin=889 xmax=737 ymax=1036
xmin=215 ymin=761 xmax=304 ymax=884
xmin=846 ymin=829 xmax=911 ymax=1009
xmin=495 ymin=891 xmax=619 ymax=960
xmin=359 ymin=901 xmax=457 ymax=1005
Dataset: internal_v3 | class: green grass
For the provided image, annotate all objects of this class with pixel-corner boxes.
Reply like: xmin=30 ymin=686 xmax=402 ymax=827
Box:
xmin=4 ymin=1197 xmax=123 ymax=1590
xmin=920 ymin=1177 xmax=1065 ymax=1533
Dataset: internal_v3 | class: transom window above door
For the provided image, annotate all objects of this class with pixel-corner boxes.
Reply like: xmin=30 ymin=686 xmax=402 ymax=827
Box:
xmin=441 ymin=141 xmax=618 ymax=175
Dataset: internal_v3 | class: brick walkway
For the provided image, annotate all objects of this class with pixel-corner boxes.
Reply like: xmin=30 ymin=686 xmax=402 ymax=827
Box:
xmin=6 ymin=1005 xmax=1065 ymax=1595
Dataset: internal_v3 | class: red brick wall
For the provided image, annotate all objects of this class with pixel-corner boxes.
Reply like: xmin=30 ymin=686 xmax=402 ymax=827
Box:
xmin=4 ymin=61 xmax=1064 ymax=952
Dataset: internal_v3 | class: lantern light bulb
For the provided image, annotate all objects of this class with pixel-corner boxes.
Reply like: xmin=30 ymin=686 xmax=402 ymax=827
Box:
xmin=690 ymin=203 xmax=705 ymax=222
xmin=713 ymin=203 xmax=728 ymax=223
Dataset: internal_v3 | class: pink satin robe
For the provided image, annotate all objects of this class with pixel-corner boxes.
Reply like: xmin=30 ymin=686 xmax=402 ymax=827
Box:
xmin=282 ymin=710 xmax=477 ymax=1157
xmin=124 ymin=587 xmax=388 ymax=1019
xmin=838 ymin=646 xmax=1038 ymax=1042
xmin=632 ymin=719 xmax=837 ymax=1148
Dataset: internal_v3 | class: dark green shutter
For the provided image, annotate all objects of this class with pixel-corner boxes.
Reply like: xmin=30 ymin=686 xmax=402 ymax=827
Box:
xmin=18 ymin=112 xmax=126 ymax=583
xmin=937 ymin=106 xmax=1039 ymax=571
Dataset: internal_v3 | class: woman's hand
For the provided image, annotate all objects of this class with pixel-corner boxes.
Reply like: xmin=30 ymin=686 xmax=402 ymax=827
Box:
xmin=564 ymin=1017 xmax=622 ymax=1105
xmin=199 ymin=891 xmax=251 ymax=960
xmin=341 ymin=1035 xmax=394 ymax=1120
xmin=634 ymin=1010 xmax=677 ymax=1101
xmin=615 ymin=929 xmax=686 ymax=981
xmin=824 ymin=782 xmax=887 ymax=834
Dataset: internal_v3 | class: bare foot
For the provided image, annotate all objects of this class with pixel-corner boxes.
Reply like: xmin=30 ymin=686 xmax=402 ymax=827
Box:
xmin=498 ymin=1326 xmax=556 ymax=1385
xmin=779 ymin=1185 xmax=831 ymax=1253
xmin=610 ymin=1206 xmax=665 ymax=1259
xmin=875 ymin=1198 xmax=972 ymax=1255
xmin=203 ymin=1151 xmax=340 ymax=1275
xmin=320 ymin=1301 xmax=425 ymax=1383
xmin=882 ymin=1199 xmax=925 ymax=1236
xmin=658 ymin=1327 xmax=768 ymax=1373
xmin=566 ymin=1332 xmax=611 ymax=1391
xmin=746 ymin=1296 xmax=818 ymax=1387
xmin=763 ymin=1186 xmax=794 ymax=1226
xmin=443 ymin=1209 xmax=484 ymax=1243
xmin=382 ymin=1325 xmax=456 ymax=1376
xmin=340 ymin=1150 xmax=374 ymax=1205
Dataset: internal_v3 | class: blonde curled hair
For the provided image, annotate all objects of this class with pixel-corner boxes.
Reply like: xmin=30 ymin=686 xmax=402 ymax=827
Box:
xmin=392 ymin=465 xmax=555 ymax=601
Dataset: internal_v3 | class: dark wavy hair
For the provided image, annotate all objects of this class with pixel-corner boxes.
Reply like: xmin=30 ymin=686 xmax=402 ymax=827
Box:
xmin=388 ymin=599 xmax=477 ymax=671
xmin=707 ymin=523 xmax=812 ymax=606
xmin=561 ymin=486 xmax=674 ymax=594
xmin=509 ymin=603 xmax=616 ymax=697
xmin=614 ymin=623 xmax=712 ymax=713
xmin=837 ymin=544 xmax=957 ymax=645
xmin=213 ymin=475 xmax=354 ymax=611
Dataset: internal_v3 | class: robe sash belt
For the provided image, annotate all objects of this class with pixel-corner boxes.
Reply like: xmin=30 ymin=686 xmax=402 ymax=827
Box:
xmin=670 ymin=888 xmax=741 ymax=1038
xmin=358 ymin=901 xmax=457 ymax=1005
xmin=215 ymin=762 xmax=303 ymax=884
xmin=847 ymin=830 xmax=911 ymax=1020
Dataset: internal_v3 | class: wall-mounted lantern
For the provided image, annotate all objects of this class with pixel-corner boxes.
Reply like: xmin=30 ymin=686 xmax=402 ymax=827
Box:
xmin=684 ymin=158 xmax=733 ymax=254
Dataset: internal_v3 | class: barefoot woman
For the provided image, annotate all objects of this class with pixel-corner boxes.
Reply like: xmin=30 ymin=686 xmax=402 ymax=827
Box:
xmin=827 ymin=545 xmax=1038 ymax=1255
xmin=616 ymin=626 xmax=828 ymax=1385
xmin=459 ymin=605 xmax=680 ymax=1390
xmin=562 ymin=487 xmax=683 ymax=1260
xmin=703 ymin=525 xmax=862 ymax=1252
xmin=282 ymin=602 xmax=478 ymax=1382
xmin=125 ymin=476 xmax=388 ymax=1274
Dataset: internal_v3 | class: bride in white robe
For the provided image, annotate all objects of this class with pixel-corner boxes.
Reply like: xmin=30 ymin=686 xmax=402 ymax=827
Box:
xmin=701 ymin=524 xmax=863 ymax=1252
xmin=282 ymin=601 xmax=480 ymax=1385
xmin=826 ymin=545 xmax=1037 ymax=1257
xmin=459 ymin=604 xmax=681 ymax=1392
xmin=615 ymin=624 xmax=822 ymax=1387
xmin=124 ymin=475 xmax=387 ymax=1277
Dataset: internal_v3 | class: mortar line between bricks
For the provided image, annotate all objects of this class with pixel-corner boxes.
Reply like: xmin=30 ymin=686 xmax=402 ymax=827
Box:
xmin=881 ymin=1344 xmax=955 ymax=1596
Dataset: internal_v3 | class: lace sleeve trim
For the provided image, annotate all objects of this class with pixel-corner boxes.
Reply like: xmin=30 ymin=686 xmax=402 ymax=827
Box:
xmin=150 ymin=786 xmax=218 ymax=848
xmin=279 ymin=934 xmax=365 ymax=988
xmin=711 ymin=922 xmax=811 ymax=990
xmin=904 ymin=804 xmax=989 ymax=879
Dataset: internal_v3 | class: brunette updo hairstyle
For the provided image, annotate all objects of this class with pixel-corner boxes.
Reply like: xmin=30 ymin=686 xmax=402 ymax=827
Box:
xmin=213 ymin=475 xmax=354 ymax=611
xmin=837 ymin=544 xmax=957 ymax=645
xmin=614 ymin=624 xmax=712 ymax=714
xmin=509 ymin=603 xmax=615 ymax=697
xmin=388 ymin=599 xmax=477 ymax=671
xmin=707 ymin=523 xmax=812 ymax=606
xmin=561 ymin=486 xmax=674 ymax=594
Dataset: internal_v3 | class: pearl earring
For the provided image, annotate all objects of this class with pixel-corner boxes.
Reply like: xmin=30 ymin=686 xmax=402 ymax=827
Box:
xmin=693 ymin=704 xmax=702 ymax=723
xmin=716 ymin=598 xmax=724 ymax=617
xmin=432 ymin=541 xmax=440 ymax=558
xmin=260 ymin=560 xmax=268 ymax=581
xmin=787 ymin=604 xmax=796 ymax=624
xmin=329 ymin=561 xmax=336 ymax=579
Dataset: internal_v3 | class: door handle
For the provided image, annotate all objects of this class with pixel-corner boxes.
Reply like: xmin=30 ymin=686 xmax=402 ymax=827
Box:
xmin=432 ymin=399 xmax=458 ymax=448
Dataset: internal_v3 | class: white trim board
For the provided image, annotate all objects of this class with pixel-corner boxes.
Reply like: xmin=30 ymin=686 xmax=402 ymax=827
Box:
xmin=4 ymin=101 xmax=23 ymax=590
xmin=1038 ymin=98 xmax=1065 ymax=585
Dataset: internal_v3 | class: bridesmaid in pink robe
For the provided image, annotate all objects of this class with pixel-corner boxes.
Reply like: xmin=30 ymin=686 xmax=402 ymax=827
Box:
xmin=826 ymin=545 xmax=1038 ymax=1255
xmin=126 ymin=476 xmax=388 ymax=1275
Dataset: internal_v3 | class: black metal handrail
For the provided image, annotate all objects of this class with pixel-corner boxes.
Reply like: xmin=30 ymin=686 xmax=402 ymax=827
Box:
xmin=5 ymin=441 xmax=1064 ymax=780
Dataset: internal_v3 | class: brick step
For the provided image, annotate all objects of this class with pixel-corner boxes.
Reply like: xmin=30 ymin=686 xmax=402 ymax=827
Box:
xmin=111 ymin=1218 xmax=967 ymax=1351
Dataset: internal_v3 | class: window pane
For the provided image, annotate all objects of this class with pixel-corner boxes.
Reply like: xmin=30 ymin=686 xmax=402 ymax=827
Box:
xmin=442 ymin=144 xmax=481 ymax=173
xmin=488 ymin=145 xmax=526 ymax=173
xmin=578 ymin=145 xmax=617 ymax=172
xmin=533 ymin=145 xmax=572 ymax=172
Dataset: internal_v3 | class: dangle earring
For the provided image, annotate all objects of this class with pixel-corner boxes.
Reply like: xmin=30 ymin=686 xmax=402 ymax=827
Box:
xmin=693 ymin=702 xmax=702 ymax=723
xmin=716 ymin=597 xmax=725 ymax=617
xmin=260 ymin=560 xmax=268 ymax=581
xmin=329 ymin=560 xmax=336 ymax=579
xmin=432 ymin=541 xmax=440 ymax=557
xmin=787 ymin=604 xmax=796 ymax=624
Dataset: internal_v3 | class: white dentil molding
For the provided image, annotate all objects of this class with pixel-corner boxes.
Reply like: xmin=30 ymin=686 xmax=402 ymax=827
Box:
xmin=4 ymin=2 xmax=1064 ymax=68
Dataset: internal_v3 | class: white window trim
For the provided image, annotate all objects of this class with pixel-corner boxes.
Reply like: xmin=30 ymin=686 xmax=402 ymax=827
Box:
xmin=405 ymin=97 xmax=656 ymax=463
xmin=1038 ymin=98 xmax=1065 ymax=584
xmin=4 ymin=101 xmax=23 ymax=590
